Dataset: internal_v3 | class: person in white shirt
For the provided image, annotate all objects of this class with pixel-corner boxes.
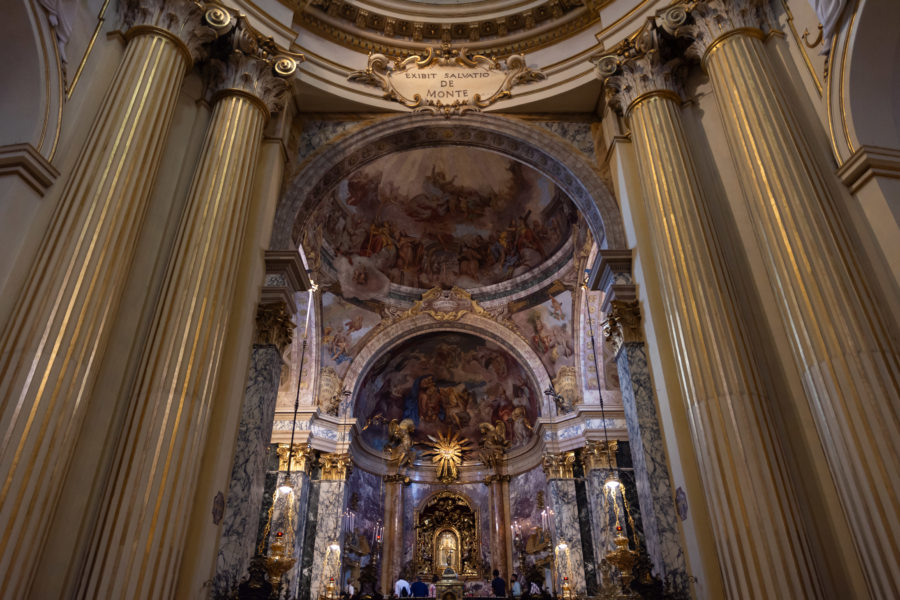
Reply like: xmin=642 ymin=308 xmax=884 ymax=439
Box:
xmin=394 ymin=577 xmax=411 ymax=597
xmin=511 ymin=574 xmax=522 ymax=598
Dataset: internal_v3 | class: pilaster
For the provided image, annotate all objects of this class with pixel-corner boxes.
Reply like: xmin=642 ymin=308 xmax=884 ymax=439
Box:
xmin=541 ymin=451 xmax=586 ymax=596
xmin=310 ymin=453 xmax=351 ymax=598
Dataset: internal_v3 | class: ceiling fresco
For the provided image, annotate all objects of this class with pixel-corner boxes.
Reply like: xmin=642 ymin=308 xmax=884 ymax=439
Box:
xmin=355 ymin=332 xmax=540 ymax=454
xmin=316 ymin=146 xmax=574 ymax=299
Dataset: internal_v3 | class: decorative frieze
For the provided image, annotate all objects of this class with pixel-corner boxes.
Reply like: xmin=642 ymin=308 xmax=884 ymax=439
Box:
xmin=542 ymin=451 xmax=576 ymax=479
xmin=319 ymin=452 xmax=352 ymax=480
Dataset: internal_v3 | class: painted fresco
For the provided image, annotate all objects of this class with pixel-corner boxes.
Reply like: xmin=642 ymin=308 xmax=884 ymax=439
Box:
xmin=320 ymin=292 xmax=381 ymax=377
xmin=355 ymin=332 xmax=539 ymax=451
xmin=512 ymin=289 xmax=575 ymax=378
xmin=318 ymin=146 xmax=574 ymax=297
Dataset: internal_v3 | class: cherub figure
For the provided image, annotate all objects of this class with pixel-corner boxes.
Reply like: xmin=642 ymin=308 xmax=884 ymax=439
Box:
xmin=384 ymin=418 xmax=416 ymax=470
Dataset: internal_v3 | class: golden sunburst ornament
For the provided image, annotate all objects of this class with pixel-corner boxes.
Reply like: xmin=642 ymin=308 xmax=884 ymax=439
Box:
xmin=424 ymin=430 xmax=473 ymax=484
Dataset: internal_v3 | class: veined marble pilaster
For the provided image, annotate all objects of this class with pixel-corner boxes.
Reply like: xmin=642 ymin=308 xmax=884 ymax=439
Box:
xmin=0 ymin=2 xmax=221 ymax=593
xmin=212 ymin=340 xmax=285 ymax=598
xmin=663 ymin=3 xmax=900 ymax=595
xmin=615 ymin=340 xmax=687 ymax=592
xmin=310 ymin=478 xmax=350 ymax=598
xmin=272 ymin=470 xmax=312 ymax=599
xmin=542 ymin=452 xmax=586 ymax=595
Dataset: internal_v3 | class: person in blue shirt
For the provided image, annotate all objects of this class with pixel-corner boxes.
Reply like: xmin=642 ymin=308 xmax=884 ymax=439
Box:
xmin=410 ymin=575 xmax=429 ymax=597
xmin=491 ymin=569 xmax=507 ymax=596
xmin=510 ymin=574 xmax=522 ymax=598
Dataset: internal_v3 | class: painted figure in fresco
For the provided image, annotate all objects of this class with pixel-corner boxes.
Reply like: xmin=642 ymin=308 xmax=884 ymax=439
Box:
xmin=510 ymin=406 xmax=533 ymax=447
xmin=528 ymin=312 xmax=553 ymax=355
xmin=441 ymin=383 xmax=472 ymax=429
xmin=417 ymin=376 xmax=442 ymax=423
xmin=549 ymin=294 xmax=566 ymax=321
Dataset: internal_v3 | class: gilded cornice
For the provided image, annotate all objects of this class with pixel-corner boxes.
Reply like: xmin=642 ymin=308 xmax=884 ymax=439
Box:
xmin=297 ymin=0 xmax=601 ymax=58
xmin=320 ymin=452 xmax=353 ymax=480
xmin=276 ymin=443 xmax=312 ymax=473
xmin=582 ymin=439 xmax=617 ymax=471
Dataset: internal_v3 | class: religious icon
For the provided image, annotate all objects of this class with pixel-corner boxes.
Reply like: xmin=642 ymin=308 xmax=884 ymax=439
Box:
xmin=436 ymin=529 xmax=459 ymax=572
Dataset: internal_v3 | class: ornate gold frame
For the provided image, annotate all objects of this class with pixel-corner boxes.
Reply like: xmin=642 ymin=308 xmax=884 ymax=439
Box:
xmin=432 ymin=526 xmax=462 ymax=574
xmin=414 ymin=491 xmax=480 ymax=578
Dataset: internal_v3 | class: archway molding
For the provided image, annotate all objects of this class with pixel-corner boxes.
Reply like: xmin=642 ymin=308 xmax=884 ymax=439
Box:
xmin=340 ymin=311 xmax=554 ymax=420
xmin=270 ymin=112 xmax=626 ymax=252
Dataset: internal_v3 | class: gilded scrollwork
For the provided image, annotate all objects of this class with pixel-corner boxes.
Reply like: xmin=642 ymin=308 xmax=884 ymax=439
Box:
xmin=348 ymin=47 xmax=544 ymax=114
xmin=478 ymin=420 xmax=510 ymax=470
xmin=254 ymin=301 xmax=294 ymax=353
xmin=541 ymin=450 xmax=575 ymax=479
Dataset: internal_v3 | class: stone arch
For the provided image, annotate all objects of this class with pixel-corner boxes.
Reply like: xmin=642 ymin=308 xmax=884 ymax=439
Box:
xmin=270 ymin=112 xmax=625 ymax=252
xmin=844 ymin=1 xmax=900 ymax=150
xmin=340 ymin=312 xmax=555 ymax=418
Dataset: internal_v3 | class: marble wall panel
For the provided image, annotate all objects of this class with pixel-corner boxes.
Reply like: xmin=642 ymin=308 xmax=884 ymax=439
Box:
xmin=274 ymin=471 xmax=311 ymax=600
xmin=212 ymin=345 xmax=282 ymax=598
xmin=617 ymin=342 xmax=688 ymax=593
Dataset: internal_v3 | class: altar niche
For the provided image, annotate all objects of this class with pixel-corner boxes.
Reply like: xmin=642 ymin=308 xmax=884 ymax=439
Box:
xmin=415 ymin=492 xmax=479 ymax=578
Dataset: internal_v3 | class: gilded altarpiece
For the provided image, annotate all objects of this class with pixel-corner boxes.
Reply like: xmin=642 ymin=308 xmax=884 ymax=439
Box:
xmin=415 ymin=493 xmax=479 ymax=578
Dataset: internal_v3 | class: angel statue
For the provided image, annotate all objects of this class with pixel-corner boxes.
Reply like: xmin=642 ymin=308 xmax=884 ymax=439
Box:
xmin=384 ymin=418 xmax=416 ymax=470
xmin=478 ymin=420 xmax=511 ymax=469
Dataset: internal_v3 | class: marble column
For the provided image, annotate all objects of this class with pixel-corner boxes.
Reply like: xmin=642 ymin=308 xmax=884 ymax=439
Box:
xmin=666 ymin=3 xmax=900 ymax=596
xmin=486 ymin=474 xmax=513 ymax=579
xmin=76 ymin=35 xmax=299 ymax=599
xmin=595 ymin=25 xmax=820 ymax=599
xmin=0 ymin=2 xmax=221 ymax=594
xmin=582 ymin=442 xmax=625 ymax=558
xmin=310 ymin=453 xmax=352 ymax=599
xmin=381 ymin=474 xmax=404 ymax=594
xmin=542 ymin=452 xmax=586 ymax=596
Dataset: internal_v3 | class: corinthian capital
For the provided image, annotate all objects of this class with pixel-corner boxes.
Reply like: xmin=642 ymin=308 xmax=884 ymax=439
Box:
xmin=593 ymin=20 xmax=685 ymax=116
xmin=121 ymin=0 xmax=233 ymax=64
xmin=657 ymin=0 xmax=772 ymax=63
xmin=208 ymin=17 xmax=304 ymax=114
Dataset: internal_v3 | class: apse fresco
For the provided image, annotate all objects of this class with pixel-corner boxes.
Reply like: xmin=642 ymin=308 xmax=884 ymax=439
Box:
xmin=318 ymin=146 xmax=574 ymax=298
xmin=320 ymin=292 xmax=381 ymax=376
xmin=511 ymin=289 xmax=575 ymax=377
xmin=356 ymin=332 xmax=539 ymax=452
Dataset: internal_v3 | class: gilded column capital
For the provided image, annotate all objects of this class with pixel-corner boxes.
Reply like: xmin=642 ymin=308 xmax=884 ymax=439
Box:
xmin=594 ymin=22 xmax=685 ymax=117
xmin=276 ymin=443 xmax=311 ymax=473
xmin=541 ymin=451 xmax=576 ymax=479
xmin=255 ymin=301 xmax=294 ymax=353
xmin=121 ymin=0 xmax=232 ymax=65
xmin=582 ymin=440 xmax=618 ymax=472
xmin=657 ymin=0 xmax=771 ymax=67
xmin=320 ymin=452 xmax=352 ymax=480
xmin=208 ymin=18 xmax=305 ymax=115
xmin=603 ymin=299 xmax=642 ymax=355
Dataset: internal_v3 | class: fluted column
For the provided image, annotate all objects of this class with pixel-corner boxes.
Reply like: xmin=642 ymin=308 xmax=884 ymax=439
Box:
xmin=596 ymin=33 xmax=821 ymax=598
xmin=665 ymin=2 xmax=900 ymax=596
xmin=0 ymin=2 xmax=221 ymax=595
xmin=77 ymin=41 xmax=298 ymax=599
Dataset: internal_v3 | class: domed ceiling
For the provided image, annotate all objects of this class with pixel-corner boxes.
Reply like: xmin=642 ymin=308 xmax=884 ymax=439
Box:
xmin=318 ymin=146 xmax=574 ymax=299
xmin=355 ymin=332 xmax=540 ymax=453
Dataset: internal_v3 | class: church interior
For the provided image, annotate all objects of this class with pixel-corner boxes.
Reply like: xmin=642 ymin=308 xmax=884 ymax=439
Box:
xmin=1 ymin=0 xmax=899 ymax=598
